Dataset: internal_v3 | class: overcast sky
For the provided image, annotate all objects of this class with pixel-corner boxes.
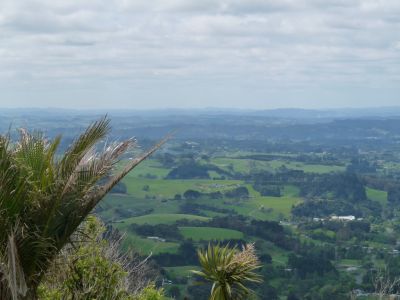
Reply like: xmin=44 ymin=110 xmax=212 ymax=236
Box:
xmin=0 ymin=0 xmax=399 ymax=109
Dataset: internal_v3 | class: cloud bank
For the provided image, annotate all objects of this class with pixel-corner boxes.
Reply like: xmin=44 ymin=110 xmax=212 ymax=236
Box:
xmin=0 ymin=0 xmax=399 ymax=108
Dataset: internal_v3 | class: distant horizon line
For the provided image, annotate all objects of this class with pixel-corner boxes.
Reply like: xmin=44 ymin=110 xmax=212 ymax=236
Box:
xmin=1 ymin=106 xmax=400 ymax=112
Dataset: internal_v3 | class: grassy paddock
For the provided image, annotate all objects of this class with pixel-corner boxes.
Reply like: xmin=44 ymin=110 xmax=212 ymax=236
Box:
xmin=119 ymin=159 xmax=170 ymax=179
xmin=199 ymin=193 xmax=302 ymax=221
xmin=123 ymin=178 xmax=243 ymax=199
xmin=121 ymin=233 xmax=180 ymax=255
xmin=366 ymin=187 xmax=388 ymax=206
xmin=117 ymin=213 xmax=210 ymax=226
xmin=179 ymin=226 xmax=244 ymax=241
xmin=165 ymin=265 xmax=199 ymax=278
xmin=212 ymin=157 xmax=345 ymax=174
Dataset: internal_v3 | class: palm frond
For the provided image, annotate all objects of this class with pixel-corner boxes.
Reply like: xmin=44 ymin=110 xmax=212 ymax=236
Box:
xmin=87 ymin=133 xmax=172 ymax=210
xmin=0 ymin=137 xmax=31 ymax=235
xmin=58 ymin=116 xmax=110 ymax=181
xmin=0 ymin=116 xmax=167 ymax=298
xmin=0 ymin=230 xmax=28 ymax=300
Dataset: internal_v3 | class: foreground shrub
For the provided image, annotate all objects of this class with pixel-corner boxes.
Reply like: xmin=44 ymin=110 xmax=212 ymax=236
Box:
xmin=38 ymin=216 xmax=163 ymax=300
xmin=0 ymin=117 xmax=167 ymax=299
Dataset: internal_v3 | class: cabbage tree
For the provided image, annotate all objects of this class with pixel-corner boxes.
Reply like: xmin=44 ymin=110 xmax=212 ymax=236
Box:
xmin=193 ymin=244 xmax=262 ymax=300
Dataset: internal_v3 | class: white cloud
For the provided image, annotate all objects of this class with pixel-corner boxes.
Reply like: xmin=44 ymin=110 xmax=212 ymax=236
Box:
xmin=0 ymin=0 xmax=398 ymax=108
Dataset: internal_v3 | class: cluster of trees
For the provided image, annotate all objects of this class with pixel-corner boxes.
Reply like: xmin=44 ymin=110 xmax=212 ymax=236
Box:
xmin=292 ymin=198 xmax=382 ymax=218
xmin=156 ymin=152 xmax=176 ymax=168
xmin=247 ymin=169 xmax=387 ymax=219
xmin=181 ymin=186 xmax=249 ymax=201
xmin=249 ymin=169 xmax=367 ymax=203
xmin=166 ymin=161 xmax=230 ymax=180
xmin=246 ymin=168 xmax=305 ymax=184
xmin=239 ymin=153 xmax=340 ymax=166
xmin=224 ymin=186 xmax=249 ymax=199
xmin=167 ymin=162 xmax=210 ymax=179
xmin=292 ymin=199 xmax=358 ymax=218
xmin=110 ymin=181 xmax=128 ymax=194
xmin=302 ymin=220 xmax=371 ymax=234
xmin=300 ymin=220 xmax=371 ymax=243
xmin=298 ymin=172 xmax=367 ymax=202
xmin=346 ymin=158 xmax=377 ymax=173
xmin=178 ymin=216 xmax=294 ymax=251
xmin=288 ymin=253 xmax=336 ymax=279
xmin=153 ymin=241 xmax=198 ymax=267
xmin=388 ymin=188 xmax=400 ymax=204
xmin=253 ymin=183 xmax=281 ymax=196
xmin=255 ymin=241 xmax=360 ymax=300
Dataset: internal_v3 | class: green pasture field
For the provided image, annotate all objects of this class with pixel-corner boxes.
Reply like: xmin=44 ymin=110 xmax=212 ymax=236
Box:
xmin=212 ymin=157 xmax=345 ymax=174
xmin=118 ymin=159 xmax=170 ymax=179
xmin=282 ymin=185 xmax=301 ymax=197
xmin=99 ymin=157 xmax=304 ymax=258
xmin=117 ymin=213 xmax=210 ymax=226
xmin=266 ymin=160 xmax=345 ymax=173
xmin=121 ymin=233 xmax=180 ymax=255
xmin=212 ymin=157 xmax=269 ymax=173
xmin=338 ymin=259 xmax=360 ymax=267
xmin=223 ymin=151 xmax=297 ymax=158
xmin=311 ymin=228 xmax=336 ymax=239
xmin=100 ymin=194 xmax=181 ymax=221
xmin=122 ymin=177 xmax=243 ymax=199
xmin=102 ymin=180 xmax=302 ymax=222
xmin=196 ymin=209 xmax=226 ymax=218
xmin=373 ymin=259 xmax=386 ymax=269
xmin=208 ymin=170 xmax=221 ymax=178
xmin=199 ymin=192 xmax=301 ymax=221
xmin=255 ymin=240 xmax=290 ymax=266
xmin=366 ymin=187 xmax=388 ymax=206
xmin=381 ymin=161 xmax=400 ymax=172
xmin=101 ymin=194 xmax=157 ymax=213
xmin=179 ymin=227 xmax=244 ymax=241
xmin=164 ymin=265 xmax=199 ymax=279
xmin=249 ymin=195 xmax=301 ymax=220
xmin=246 ymin=182 xmax=300 ymax=198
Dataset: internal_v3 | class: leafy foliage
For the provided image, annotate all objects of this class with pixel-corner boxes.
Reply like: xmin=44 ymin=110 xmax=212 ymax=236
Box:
xmin=193 ymin=243 xmax=262 ymax=300
xmin=38 ymin=216 xmax=163 ymax=300
xmin=0 ymin=117 xmax=168 ymax=299
xmin=134 ymin=284 xmax=164 ymax=300
xmin=38 ymin=217 xmax=131 ymax=299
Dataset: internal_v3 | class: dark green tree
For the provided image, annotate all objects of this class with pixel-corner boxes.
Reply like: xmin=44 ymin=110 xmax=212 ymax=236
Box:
xmin=0 ymin=117 xmax=167 ymax=299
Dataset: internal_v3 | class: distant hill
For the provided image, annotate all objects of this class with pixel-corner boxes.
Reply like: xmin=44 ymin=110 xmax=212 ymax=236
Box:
xmin=2 ymin=106 xmax=400 ymax=120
